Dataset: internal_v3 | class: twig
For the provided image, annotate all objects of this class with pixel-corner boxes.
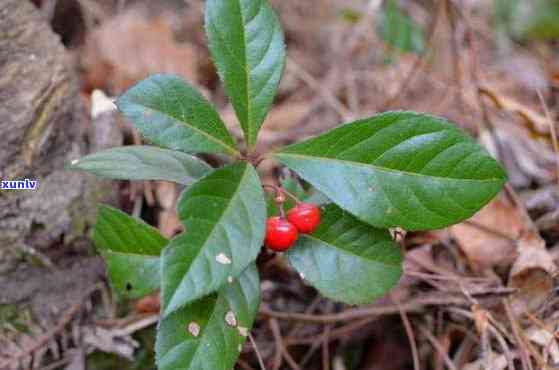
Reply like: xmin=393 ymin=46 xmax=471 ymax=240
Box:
xmin=298 ymin=303 xmax=336 ymax=368
xmin=446 ymin=307 xmax=515 ymax=370
xmin=269 ymin=319 xmax=283 ymax=370
xmin=419 ymin=326 xmax=459 ymax=370
xmin=248 ymin=332 xmax=267 ymax=370
xmin=0 ymin=284 xmax=100 ymax=369
xmin=285 ymin=295 xmax=322 ymax=338
xmin=457 ymin=3 xmax=505 ymax=161
xmin=260 ymin=295 xmax=468 ymax=323
xmin=396 ymin=297 xmax=421 ymax=370
xmin=380 ymin=0 xmax=443 ymax=109
xmin=287 ymin=317 xmax=378 ymax=346
xmin=504 ymin=300 xmax=533 ymax=370
xmin=269 ymin=318 xmax=301 ymax=370
xmin=537 ymin=90 xmax=559 ymax=182
xmin=282 ymin=347 xmax=302 ymax=370
xmin=321 ymin=324 xmax=331 ymax=370
xmin=287 ymin=58 xmax=353 ymax=121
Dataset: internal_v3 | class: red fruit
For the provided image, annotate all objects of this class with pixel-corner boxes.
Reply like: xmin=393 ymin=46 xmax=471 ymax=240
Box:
xmin=287 ymin=203 xmax=321 ymax=233
xmin=265 ymin=217 xmax=298 ymax=252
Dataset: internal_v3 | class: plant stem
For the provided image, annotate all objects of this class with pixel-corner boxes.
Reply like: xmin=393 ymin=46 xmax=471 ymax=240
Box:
xmin=262 ymin=184 xmax=302 ymax=204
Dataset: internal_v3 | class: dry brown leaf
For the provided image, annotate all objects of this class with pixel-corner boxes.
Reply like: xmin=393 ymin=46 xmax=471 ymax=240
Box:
xmin=450 ymin=195 xmax=521 ymax=270
xmin=82 ymin=6 xmax=198 ymax=93
xmin=508 ymin=231 xmax=556 ymax=317
xmin=134 ymin=292 xmax=161 ymax=314
xmin=480 ymin=128 xmax=556 ymax=187
xmin=221 ymin=102 xmax=311 ymax=142
xmin=479 ymin=86 xmax=550 ymax=139
xmin=526 ymin=326 xmax=559 ymax=365
xmin=462 ymin=352 xmax=508 ymax=370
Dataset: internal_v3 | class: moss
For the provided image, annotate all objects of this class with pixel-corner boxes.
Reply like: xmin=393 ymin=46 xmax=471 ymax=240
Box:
xmin=66 ymin=175 xmax=115 ymax=245
xmin=0 ymin=304 xmax=32 ymax=334
xmin=22 ymin=81 xmax=69 ymax=166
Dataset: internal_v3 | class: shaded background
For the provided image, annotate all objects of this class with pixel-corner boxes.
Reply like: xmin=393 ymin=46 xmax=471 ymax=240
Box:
xmin=1 ymin=0 xmax=559 ymax=369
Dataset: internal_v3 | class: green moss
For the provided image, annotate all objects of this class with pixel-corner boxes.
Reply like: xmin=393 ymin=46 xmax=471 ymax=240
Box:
xmin=0 ymin=304 xmax=32 ymax=334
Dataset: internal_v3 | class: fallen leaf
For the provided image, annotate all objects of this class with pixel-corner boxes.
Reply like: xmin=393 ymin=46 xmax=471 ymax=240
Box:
xmin=450 ymin=195 xmax=521 ymax=270
xmin=480 ymin=128 xmax=556 ymax=187
xmin=526 ymin=326 xmax=559 ymax=364
xmin=479 ymin=86 xmax=551 ymax=139
xmin=462 ymin=351 xmax=508 ymax=370
xmin=134 ymin=292 xmax=161 ymax=314
xmin=82 ymin=6 xmax=198 ymax=93
xmin=221 ymin=102 xmax=310 ymax=143
xmin=508 ymin=231 xmax=556 ymax=317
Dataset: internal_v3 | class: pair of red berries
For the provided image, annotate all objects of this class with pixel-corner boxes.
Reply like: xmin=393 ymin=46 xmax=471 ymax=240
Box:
xmin=264 ymin=203 xmax=320 ymax=252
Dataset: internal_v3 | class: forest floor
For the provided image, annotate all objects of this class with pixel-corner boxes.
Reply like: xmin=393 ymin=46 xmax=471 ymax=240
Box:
xmin=2 ymin=0 xmax=559 ymax=369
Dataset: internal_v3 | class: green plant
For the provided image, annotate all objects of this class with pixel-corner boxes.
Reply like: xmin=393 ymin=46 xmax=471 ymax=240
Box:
xmin=71 ymin=0 xmax=507 ymax=368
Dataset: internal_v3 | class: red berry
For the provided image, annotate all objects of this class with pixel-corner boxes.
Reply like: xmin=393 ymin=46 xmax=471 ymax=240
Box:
xmin=287 ymin=203 xmax=321 ymax=234
xmin=265 ymin=217 xmax=298 ymax=252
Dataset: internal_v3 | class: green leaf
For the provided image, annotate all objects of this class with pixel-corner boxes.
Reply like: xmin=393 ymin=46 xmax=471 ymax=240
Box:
xmin=161 ymin=162 xmax=266 ymax=317
xmin=274 ymin=111 xmax=507 ymax=231
xmin=205 ymin=0 xmax=286 ymax=148
xmin=71 ymin=146 xmax=212 ymax=185
xmin=94 ymin=205 xmax=168 ymax=299
xmin=117 ymin=74 xmax=239 ymax=156
xmin=156 ymin=264 xmax=260 ymax=370
xmin=287 ymin=204 xmax=402 ymax=304
xmin=378 ymin=0 xmax=425 ymax=54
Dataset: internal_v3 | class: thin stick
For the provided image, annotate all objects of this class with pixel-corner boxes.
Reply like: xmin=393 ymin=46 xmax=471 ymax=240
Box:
xmin=396 ymin=297 xmax=421 ymax=370
xmin=269 ymin=319 xmax=283 ymax=370
xmin=248 ymin=333 xmax=267 ymax=370
xmin=504 ymin=300 xmax=533 ymax=370
xmin=287 ymin=317 xmax=378 ymax=346
xmin=269 ymin=319 xmax=301 ymax=370
xmin=537 ymin=90 xmax=559 ymax=182
xmin=0 ymin=284 xmax=100 ymax=369
xmin=287 ymin=58 xmax=353 ymax=121
xmin=419 ymin=326 xmax=459 ymax=370
xmin=322 ymin=324 xmax=331 ymax=370
xmin=447 ymin=307 xmax=515 ymax=370
xmin=286 ymin=295 xmax=322 ymax=338
xmin=380 ymin=0 xmax=443 ymax=109
xmin=260 ymin=295 xmax=468 ymax=323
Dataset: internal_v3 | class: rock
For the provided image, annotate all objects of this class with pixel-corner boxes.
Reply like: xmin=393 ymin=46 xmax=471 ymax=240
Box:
xmin=0 ymin=0 xmax=95 ymax=272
